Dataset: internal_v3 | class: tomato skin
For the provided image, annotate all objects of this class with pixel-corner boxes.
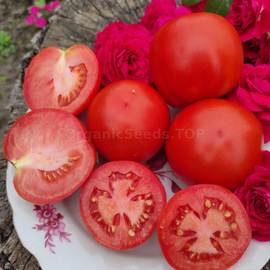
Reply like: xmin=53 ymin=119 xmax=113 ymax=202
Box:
xmin=149 ymin=12 xmax=244 ymax=108
xmin=3 ymin=108 xmax=96 ymax=204
xmin=24 ymin=44 xmax=101 ymax=116
xmin=80 ymin=160 xmax=167 ymax=250
xmin=87 ymin=80 xmax=170 ymax=162
xmin=157 ymin=184 xmax=252 ymax=270
xmin=166 ymin=99 xmax=264 ymax=191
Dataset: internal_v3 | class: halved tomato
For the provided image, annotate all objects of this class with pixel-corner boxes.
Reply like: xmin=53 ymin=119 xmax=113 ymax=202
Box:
xmin=157 ymin=185 xmax=252 ymax=270
xmin=80 ymin=160 xmax=167 ymax=250
xmin=3 ymin=108 xmax=96 ymax=204
xmin=23 ymin=44 xmax=101 ymax=116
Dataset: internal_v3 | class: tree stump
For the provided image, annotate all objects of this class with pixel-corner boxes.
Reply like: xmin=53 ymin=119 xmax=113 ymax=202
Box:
xmin=0 ymin=0 xmax=269 ymax=269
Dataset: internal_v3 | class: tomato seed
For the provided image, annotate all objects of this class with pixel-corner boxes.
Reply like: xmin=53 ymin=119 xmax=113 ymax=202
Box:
xmin=126 ymin=173 xmax=132 ymax=178
xmin=224 ymin=211 xmax=232 ymax=218
xmin=220 ymin=231 xmax=226 ymax=239
xmin=145 ymin=200 xmax=153 ymax=206
xmin=205 ymin=200 xmax=211 ymax=208
xmin=177 ymin=229 xmax=183 ymax=236
xmin=142 ymin=213 xmax=149 ymax=219
xmin=61 ymin=166 xmax=68 ymax=173
xmin=128 ymin=229 xmax=135 ymax=237
xmin=219 ymin=204 xmax=224 ymax=211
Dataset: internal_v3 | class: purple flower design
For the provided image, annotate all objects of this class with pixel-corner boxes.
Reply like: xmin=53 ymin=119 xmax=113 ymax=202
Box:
xmin=146 ymin=148 xmax=181 ymax=193
xmin=33 ymin=204 xmax=71 ymax=254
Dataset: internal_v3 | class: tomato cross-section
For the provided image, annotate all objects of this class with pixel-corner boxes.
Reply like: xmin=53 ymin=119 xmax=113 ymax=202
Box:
xmin=157 ymin=185 xmax=252 ymax=270
xmin=80 ymin=161 xmax=167 ymax=250
xmin=3 ymin=108 xmax=96 ymax=204
xmin=23 ymin=44 xmax=101 ymax=116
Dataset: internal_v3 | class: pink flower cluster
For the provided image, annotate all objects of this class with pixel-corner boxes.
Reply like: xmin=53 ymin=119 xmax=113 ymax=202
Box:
xmin=234 ymin=151 xmax=270 ymax=241
xmin=26 ymin=1 xmax=61 ymax=28
xmin=33 ymin=204 xmax=71 ymax=254
xmin=225 ymin=0 xmax=270 ymax=142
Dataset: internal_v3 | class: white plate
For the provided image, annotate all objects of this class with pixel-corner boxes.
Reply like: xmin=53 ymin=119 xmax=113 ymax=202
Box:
xmin=5 ymin=108 xmax=270 ymax=270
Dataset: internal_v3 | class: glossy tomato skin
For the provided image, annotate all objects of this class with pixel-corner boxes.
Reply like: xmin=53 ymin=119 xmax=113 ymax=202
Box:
xmin=80 ymin=160 xmax=167 ymax=250
xmin=166 ymin=99 xmax=264 ymax=191
xmin=158 ymin=184 xmax=252 ymax=270
xmin=87 ymin=80 xmax=170 ymax=162
xmin=149 ymin=12 xmax=244 ymax=108
xmin=3 ymin=108 xmax=96 ymax=204
xmin=24 ymin=44 xmax=101 ymax=116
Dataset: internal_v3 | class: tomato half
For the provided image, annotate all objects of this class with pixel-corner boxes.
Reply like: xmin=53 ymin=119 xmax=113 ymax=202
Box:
xmin=24 ymin=44 xmax=101 ymax=116
xmin=80 ymin=160 xmax=167 ymax=250
xmin=166 ymin=99 xmax=264 ymax=191
xmin=149 ymin=12 xmax=243 ymax=108
xmin=87 ymin=80 xmax=170 ymax=162
xmin=157 ymin=184 xmax=252 ymax=270
xmin=3 ymin=108 xmax=96 ymax=203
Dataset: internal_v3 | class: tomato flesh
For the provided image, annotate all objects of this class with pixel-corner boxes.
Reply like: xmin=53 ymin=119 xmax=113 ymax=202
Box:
xmin=157 ymin=184 xmax=252 ymax=270
xmin=3 ymin=108 xmax=96 ymax=204
xmin=80 ymin=160 xmax=167 ymax=250
xmin=24 ymin=44 xmax=101 ymax=116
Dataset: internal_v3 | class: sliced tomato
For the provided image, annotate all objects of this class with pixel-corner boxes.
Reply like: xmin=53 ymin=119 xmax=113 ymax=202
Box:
xmin=157 ymin=185 xmax=252 ymax=270
xmin=80 ymin=160 xmax=167 ymax=250
xmin=23 ymin=44 xmax=101 ymax=116
xmin=3 ymin=108 xmax=96 ymax=204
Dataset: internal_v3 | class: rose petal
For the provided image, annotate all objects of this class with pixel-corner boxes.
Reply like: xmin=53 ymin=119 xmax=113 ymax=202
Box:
xmin=262 ymin=151 xmax=270 ymax=168
xmin=36 ymin=18 xmax=47 ymax=28
xmin=236 ymin=87 xmax=264 ymax=111
xmin=26 ymin=15 xmax=35 ymax=25
xmin=29 ymin=6 xmax=39 ymax=15
xmin=253 ymin=233 xmax=270 ymax=241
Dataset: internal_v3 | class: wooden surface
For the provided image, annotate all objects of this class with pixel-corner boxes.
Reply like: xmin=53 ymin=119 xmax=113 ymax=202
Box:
xmin=0 ymin=0 xmax=269 ymax=269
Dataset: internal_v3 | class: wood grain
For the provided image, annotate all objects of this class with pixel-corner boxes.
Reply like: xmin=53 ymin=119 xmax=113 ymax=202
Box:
xmin=0 ymin=0 xmax=269 ymax=269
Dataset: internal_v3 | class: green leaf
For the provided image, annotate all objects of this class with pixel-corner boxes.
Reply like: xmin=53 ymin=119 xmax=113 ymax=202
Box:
xmin=182 ymin=0 xmax=202 ymax=7
xmin=204 ymin=0 xmax=233 ymax=17
xmin=34 ymin=0 xmax=46 ymax=8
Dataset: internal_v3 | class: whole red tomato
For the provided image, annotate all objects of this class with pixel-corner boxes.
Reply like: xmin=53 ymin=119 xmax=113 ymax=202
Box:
xmin=149 ymin=13 xmax=243 ymax=108
xmin=87 ymin=80 xmax=170 ymax=162
xmin=166 ymin=99 xmax=264 ymax=191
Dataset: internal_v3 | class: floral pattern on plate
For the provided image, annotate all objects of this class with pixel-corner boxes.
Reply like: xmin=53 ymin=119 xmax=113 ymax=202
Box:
xmin=32 ymin=204 xmax=72 ymax=254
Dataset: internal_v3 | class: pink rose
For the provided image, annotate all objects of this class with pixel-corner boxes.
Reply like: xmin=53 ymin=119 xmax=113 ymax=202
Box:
xmin=243 ymin=34 xmax=270 ymax=65
xmin=190 ymin=0 xmax=208 ymax=13
xmin=234 ymin=151 xmax=270 ymax=241
xmin=152 ymin=5 xmax=192 ymax=34
xmin=140 ymin=0 xmax=191 ymax=35
xmin=94 ymin=21 xmax=153 ymax=87
xmin=26 ymin=15 xmax=35 ymax=25
xmin=226 ymin=63 xmax=270 ymax=143
xmin=29 ymin=6 xmax=39 ymax=15
xmin=255 ymin=33 xmax=270 ymax=65
xmin=226 ymin=0 xmax=270 ymax=42
xmin=140 ymin=0 xmax=176 ymax=35
xmin=51 ymin=1 xmax=61 ymax=9
xmin=36 ymin=18 xmax=47 ymax=28
xmin=243 ymin=37 xmax=261 ymax=61
xmin=44 ymin=4 xmax=53 ymax=11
